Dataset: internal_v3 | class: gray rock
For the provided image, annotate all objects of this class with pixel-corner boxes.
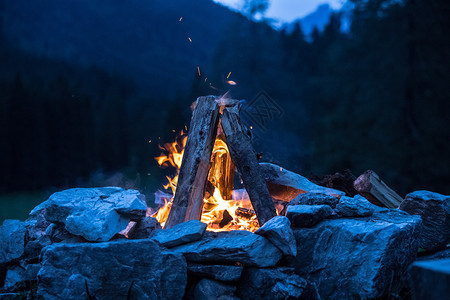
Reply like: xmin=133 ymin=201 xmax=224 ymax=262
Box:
xmin=255 ymin=216 xmax=297 ymax=256
xmin=408 ymin=258 xmax=450 ymax=300
xmin=37 ymin=239 xmax=186 ymax=300
xmin=290 ymin=192 xmax=339 ymax=208
xmin=400 ymin=190 xmax=450 ymax=251
xmin=237 ymin=267 xmax=308 ymax=300
xmin=0 ymin=220 xmax=27 ymax=265
xmin=187 ymin=263 xmax=243 ymax=282
xmin=30 ymin=187 xmax=147 ymax=242
xmin=3 ymin=262 xmax=41 ymax=292
xmin=151 ymin=220 xmax=207 ymax=248
xmin=286 ymin=205 xmax=332 ymax=228
xmin=171 ymin=231 xmax=282 ymax=267
xmin=290 ymin=210 xmax=422 ymax=299
xmin=260 ymin=163 xmax=345 ymax=200
xmin=132 ymin=217 xmax=161 ymax=239
xmin=194 ymin=278 xmax=238 ymax=300
xmin=335 ymin=195 xmax=376 ymax=217
xmin=25 ymin=208 xmax=50 ymax=240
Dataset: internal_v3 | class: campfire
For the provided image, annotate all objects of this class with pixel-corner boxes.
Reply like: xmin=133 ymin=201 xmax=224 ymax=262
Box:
xmin=152 ymin=95 xmax=281 ymax=232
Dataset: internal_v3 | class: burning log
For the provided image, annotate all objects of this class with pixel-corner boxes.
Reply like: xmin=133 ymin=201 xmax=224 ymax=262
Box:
xmin=221 ymin=106 xmax=277 ymax=226
xmin=260 ymin=163 xmax=345 ymax=202
xmin=353 ymin=170 xmax=402 ymax=208
xmin=164 ymin=96 xmax=220 ymax=229
xmin=208 ymin=122 xmax=234 ymax=200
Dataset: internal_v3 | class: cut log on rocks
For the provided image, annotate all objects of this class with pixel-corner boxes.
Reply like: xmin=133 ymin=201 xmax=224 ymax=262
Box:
xmin=259 ymin=163 xmax=345 ymax=202
xmin=164 ymin=96 xmax=220 ymax=229
xmin=353 ymin=170 xmax=402 ymax=208
xmin=221 ymin=106 xmax=277 ymax=226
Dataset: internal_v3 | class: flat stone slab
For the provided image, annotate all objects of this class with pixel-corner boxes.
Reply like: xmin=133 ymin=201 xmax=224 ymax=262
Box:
xmin=290 ymin=210 xmax=422 ymax=299
xmin=255 ymin=216 xmax=297 ymax=256
xmin=171 ymin=230 xmax=282 ymax=267
xmin=151 ymin=220 xmax=207 ymax=248
xmin=187 ymin=263 xmax=243 ymax=282
xmin=335 ymin=195 xmax=377 ymax=217
xmin=409 ymin=258 xmax=450 ymax=300
xmin=37 ymin=239 xmax=187 ymax=300
xmin=286 ymin=205 xmax=332 ymax=228
xmin=238 ymin=267 xmax=310 ymax=300
xmin=0 ymin=220 xmax=27 ymax=265
xmin=30 ymin=187 xmax=147 ymax=242
xmin=400 ymin=190 xmax=450 ymax=251
xmin=289 ymin=192 xmax=339 ymax=208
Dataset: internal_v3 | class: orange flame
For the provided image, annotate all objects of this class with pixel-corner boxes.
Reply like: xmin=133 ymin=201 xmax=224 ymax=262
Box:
xmin=153 ymin=125 xmax=260 ymax=232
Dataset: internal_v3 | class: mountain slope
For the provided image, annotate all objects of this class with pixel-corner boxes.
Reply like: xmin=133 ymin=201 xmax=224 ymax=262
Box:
xmin=0 ymin=0 xmax=245 ymax=95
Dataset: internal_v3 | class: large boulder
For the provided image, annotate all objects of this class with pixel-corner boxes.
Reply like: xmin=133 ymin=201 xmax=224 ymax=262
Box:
xmin=37 ymin=239 xmax=186 ymax=300
xmin=286 ymin=205 xmax=332 ymax=228
xmin=171 ymin=231 xmax=282 ymax=267
xmin=30 ymin=187 xmax=147 ymax=242
xmin=400 ymin=190 xmax=450 ymax=251
xmin=255 ymin=216 xmax=297 ymax=256
xmin=334 ymin=195 xmax=377 ymax=217
xmin=408 ymin=258 xmax=450 ymax=300
xmin=151 ymin=220 xmax=207 ymax=248
xmin=237 ymin=267 xmax=313 ymax=300
xmin=0 ymin=220 xmax=27 ymax=265
xmin=290 ymin=210 xmax=422 ymax=299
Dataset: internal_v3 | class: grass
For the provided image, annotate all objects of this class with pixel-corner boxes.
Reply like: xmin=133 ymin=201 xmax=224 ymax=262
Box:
xmin=0 ymin=192 xmax=48 ymax=223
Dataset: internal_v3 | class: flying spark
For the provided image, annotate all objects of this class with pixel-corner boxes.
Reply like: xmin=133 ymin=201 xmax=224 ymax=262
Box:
xmin=188 ymin=37 xmax=192 ymax=42
xmin=197 ymin=66 xmax=201 ymax=76
xmin=179 ymin=17 xmax=182 ymax=21
xmin=227 ymin=72 xmax=231 ymax=79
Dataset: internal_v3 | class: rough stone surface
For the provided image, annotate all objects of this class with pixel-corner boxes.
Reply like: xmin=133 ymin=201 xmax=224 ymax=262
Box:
xmin=171 ymin=230 xmax=282 ymax=267
xmin=0 ymin=220 xmax=27 ymax=265
xmin=255 ymin=216 xmax=297 ymax=256
xmin=151 ymin=220 xmax=207 ymax=248
xmin=132 ymin=217 xmax=161 ymax=239
xmin=237 ymin=267 xmax=308 ymax=300
xmin=400 ymin=190 xmax=450 ymax=251
xmin=187 ymin=263 xmax=243 ymax=282
xmin=3 ymin=262 xmax=41 ymax=292
xmin=286 ymin=205 xmax=332 ymax=228
xmin=290 ymin=210 xmax=422 ymax=299
xmin=289 ymin=192 xmax=339 ymax=208
xmin=335 ymin=195 xmax=376 ymax=217
xmin=30 ymin=187 xmax=147 ymax=242
xmin=408 ymin=258 xmax=450 ymax=300
xmin=194 ymin=278 xmax=238 ymax=300
xmin=37 ymin=239 xmax=186 ymax=300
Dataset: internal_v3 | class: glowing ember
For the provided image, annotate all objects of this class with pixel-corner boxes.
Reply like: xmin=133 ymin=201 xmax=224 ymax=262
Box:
xmin=153 ymin=125 xmax=260 ymax=232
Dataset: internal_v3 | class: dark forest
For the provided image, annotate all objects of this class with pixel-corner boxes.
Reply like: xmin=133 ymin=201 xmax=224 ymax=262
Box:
xmin=1 ymin=0 xmax=449 ymax=220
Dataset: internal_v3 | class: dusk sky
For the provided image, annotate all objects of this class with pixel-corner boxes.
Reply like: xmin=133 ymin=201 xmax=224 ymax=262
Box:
xmin=214 ymin=0 xmax=345 ymax=22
